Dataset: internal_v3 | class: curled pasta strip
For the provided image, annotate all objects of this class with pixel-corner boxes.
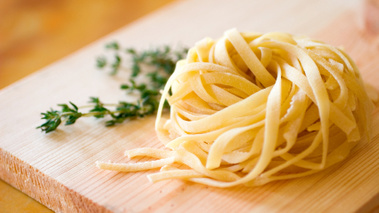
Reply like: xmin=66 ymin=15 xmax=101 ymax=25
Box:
xmin=97 ymin=29 xmax=374 ymax=187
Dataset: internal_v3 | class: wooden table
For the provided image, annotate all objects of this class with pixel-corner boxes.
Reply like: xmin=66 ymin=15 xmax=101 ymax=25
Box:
xmin=0 ymin=0 xmax=175 ymax=211
xmin=1 ymin=0 xmax=378 ymax=212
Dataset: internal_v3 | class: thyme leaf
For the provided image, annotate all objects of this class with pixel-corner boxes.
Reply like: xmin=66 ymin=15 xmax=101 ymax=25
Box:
xmin=37 ymin=42 xmax=188 ymax=133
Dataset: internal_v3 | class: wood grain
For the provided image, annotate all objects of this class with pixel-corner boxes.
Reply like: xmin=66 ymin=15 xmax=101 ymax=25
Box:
xmin=0 ymin=0 xmax=378 ymax=212
xmin=0 ymin=0 xmax=175 ymax=212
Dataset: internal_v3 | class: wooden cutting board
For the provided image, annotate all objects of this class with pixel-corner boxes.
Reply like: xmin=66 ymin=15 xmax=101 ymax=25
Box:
xmin=0 ymin=0 xmax=378 ymax=212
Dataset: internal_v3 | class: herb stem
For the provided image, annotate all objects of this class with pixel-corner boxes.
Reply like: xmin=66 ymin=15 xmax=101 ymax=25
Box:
xmin=37 ymin=43 xmax=188 ymax=133
xmin=78 ymin=103 xmax=119 ymax=109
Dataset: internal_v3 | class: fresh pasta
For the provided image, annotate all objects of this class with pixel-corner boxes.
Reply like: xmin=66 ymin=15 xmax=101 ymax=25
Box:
xmin=97 ymin=29 xmax=374 ymax=187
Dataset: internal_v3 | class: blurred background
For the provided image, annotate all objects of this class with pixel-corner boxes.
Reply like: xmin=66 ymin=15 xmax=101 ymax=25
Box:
xmin=1 ymin=0 xmax=377 ymax=212
xmin=0 ymin=0 xmax=174 ymax=211
xmin=0 ymin=0 xmax=175 ymax=89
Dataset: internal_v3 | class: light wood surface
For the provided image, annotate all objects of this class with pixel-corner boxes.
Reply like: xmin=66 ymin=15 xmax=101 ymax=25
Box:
xmin=1 ymin=0 xmax=378 ymax=212
xmin=0 ymin=0 xmax=175 ymax=212
xmin=0 ymin=0 xmax=175 ymax=89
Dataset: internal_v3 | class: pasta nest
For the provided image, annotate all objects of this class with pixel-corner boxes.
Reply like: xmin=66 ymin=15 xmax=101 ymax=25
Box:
xmin=99 ymin=29 xmax=374 ymax=187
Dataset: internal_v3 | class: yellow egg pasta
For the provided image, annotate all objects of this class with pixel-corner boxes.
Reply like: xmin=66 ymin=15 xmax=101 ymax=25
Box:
xmin=97 ymin=29 xmax=374 ymax=187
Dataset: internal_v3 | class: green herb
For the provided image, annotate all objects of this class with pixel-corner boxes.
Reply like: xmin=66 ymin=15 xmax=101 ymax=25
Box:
xmin=37 ymin=42 xmax=188 ymax=133
xmin=96 ymin=56 xmax=107 ymax=68
xmin=105 ymin=41 xmax=120 ymax=50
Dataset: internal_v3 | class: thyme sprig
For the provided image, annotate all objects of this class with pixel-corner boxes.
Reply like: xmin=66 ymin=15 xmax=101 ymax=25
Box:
xmin=37 ymin=42 xmax=188 ymax=133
